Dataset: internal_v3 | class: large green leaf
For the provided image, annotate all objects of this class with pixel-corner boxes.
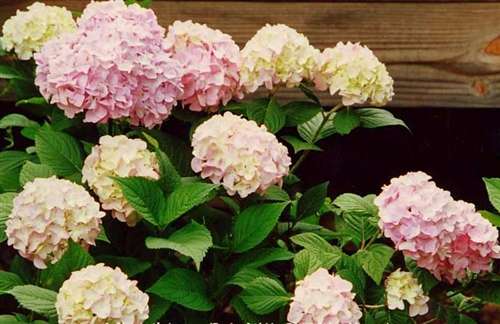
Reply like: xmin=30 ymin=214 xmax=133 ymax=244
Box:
xmin=145 ymin=221 xmax=212 ymax=270
xmin=233 ymin=202 xmax=289 ymax=253
xmin=333 ymin=108 xmax=360 ymax=135
xmin=297 ymin=182 xmax=328 ymax=219
xmin=155 ymin=148 xmax=181 ymax=193
xmin=113 ymin=177 xmax=165 ymax=226
xmin=293 ymin=249 xmax=322 ymax=280
xmin=40 ymin=242 xmax=94 ymax=290
xmin=160 ymin=182 xmax=218 ymax=228
xmin=0 ymin=65 xmax=29 ymax=80
xmin=230 ymin=295 xmax=261 ymax=324
xmin=227 ymin=268 xmax=269 ymax=289
xmin=479 ymin=210 xmax=500 ymax=227
xmin=264 ymin=97 xmax=286 ymax=133
xmin=240 ymin=277 xmax=291 ymax=315
xmin=355 ymin=244 xmax=394 ymax=284
xmin=95 ymin=255 xmax=151 ymax=278
xmin=336 ymin=254 xmax=366 ymax=301
xmin=334 ymin=193 xmax=378 ymax=216
xmin=19 ymin=162 xmax=55 ymax=186
xmin=0 ymin=271 xmax=23 ymax=294
xmin=405 ymin=257 xmax=438 ymax=294
xmin=145 ymin=296 xmax=171 ymax=324
xmin=0 ymin=151 xmax=32 ymax=191
xmin=356 ymin=108 xmax=408 ymax=130
xmin=483 ymin=178 xmax=500 ymax=214
xmin=0 ymin=192 xmax=16 ymax=242
xmin=0 ymin=114 xmax=39 ymax=129
xmin=7 ymin=285 xmax=57 ymax=318
xmin=281 ymin=135 xmax=322 ymax=154
xmin=35 ymin=128 xmax=82 ymax=178
xmin=282 ymin=101 xmax=322 ymax=127
xmin=245 ymin=98 xmax=269 ymax=124
xmin=298 ymin=111 xmax=336 ymax=143
xmin=231 ymin=248 xmax=294 ymax=272
xmin=148 ymin=268 xmax=214 ymax=311
xmin=290 ymin=232 xmax=342 ymax=269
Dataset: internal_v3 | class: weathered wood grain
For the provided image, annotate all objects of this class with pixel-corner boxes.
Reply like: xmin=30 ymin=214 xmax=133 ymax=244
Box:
xmin=1 ymin=1 xmax=500 ymax=107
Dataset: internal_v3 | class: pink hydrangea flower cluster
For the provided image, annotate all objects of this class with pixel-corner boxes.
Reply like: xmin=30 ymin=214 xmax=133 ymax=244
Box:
xmin=287 ymin=268 xmax=362 ymax=324
xmin=34 ymin=0 xmax=183 ymax=128
xmin=375 ymin=171 xmax=500 ymax=283
xmin=165 ymin=20 xmax=243 ymax=112
xmin=6 ymin=177 xmax=104 ymax=269
xmin=191 ymin=112 xmax=291 ymax=198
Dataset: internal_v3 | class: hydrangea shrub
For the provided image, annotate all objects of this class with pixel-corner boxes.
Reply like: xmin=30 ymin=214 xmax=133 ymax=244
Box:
xmin=0 ymin=1 xmax=498 ymax=323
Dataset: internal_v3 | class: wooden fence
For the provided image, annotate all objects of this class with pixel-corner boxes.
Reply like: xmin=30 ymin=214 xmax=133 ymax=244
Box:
xmin=1 ymin=0 xmax=500 ymax=108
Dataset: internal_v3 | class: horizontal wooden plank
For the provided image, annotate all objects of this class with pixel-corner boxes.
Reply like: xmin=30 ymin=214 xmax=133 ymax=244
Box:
xmin=1 ymin=1 xmax=500 ymax=107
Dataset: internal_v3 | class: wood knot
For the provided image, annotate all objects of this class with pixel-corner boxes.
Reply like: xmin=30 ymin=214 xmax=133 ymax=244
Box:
xmin=485 ymin=36 xmax=500 ymax=55
xmin=472 ymin=80 xmax=488 ymax=96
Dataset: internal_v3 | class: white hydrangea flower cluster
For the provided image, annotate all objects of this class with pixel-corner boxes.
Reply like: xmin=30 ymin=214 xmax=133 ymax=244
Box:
xmin=1 ymin=2 xmax=76 ymax=60
xmin=385 ymin=269 xmax=429 ymax=317
xmin=191 ymin=112 xmax=291 ymax=198
xmin=287 ymin=268 xmax=362 ymax=324
xmin=56 ymin=263 xmax=149 ymax=323
xmin=314 ymin=41 xmax=394 ymax=106
xmin=240 ymin=24 xmax=319 ymax=93
xmin=82 ymin=135 xmax=159 ymax=226
xmin=6 ymin=177 xmax=104 ymax=269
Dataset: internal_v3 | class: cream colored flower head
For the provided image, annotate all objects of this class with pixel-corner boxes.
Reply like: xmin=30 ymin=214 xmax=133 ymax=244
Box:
xmin=82 ymin=135 xmax=159 ymax=226
xmin=56 ymin=263 xmax=149 ymax=323
xmin=191 ymin=112 xmax=291 ymax=198
xmin=1 ymin=2 xmax=76 ymax=60
xmin=240 ymin=24 xmax=320 ymax=93
xmin=314 ymin=41 xmax=394 ymax=106
xmin=288 ymin=268 xmax=362 ymax=323
xmin=6 ymin=177 xmax=104 ymax=269
xmin=385 ymin=269 xmax=429 ymax=317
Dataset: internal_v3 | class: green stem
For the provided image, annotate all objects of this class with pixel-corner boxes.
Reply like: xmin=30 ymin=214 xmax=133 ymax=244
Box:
xmin=290 ymin=103 xmax=343 ymax=174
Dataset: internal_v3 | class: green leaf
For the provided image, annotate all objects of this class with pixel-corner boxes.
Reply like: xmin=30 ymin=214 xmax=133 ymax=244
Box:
xmin=240 ymin=277 xmax=291 ymax=315
xmin=264 ymin=97 xmax=286 ymax=133
xmin=356 ymin=108 xmax=409 ymax=130
xmin=0 ymin=151 xmax=32 ymax=191
xmin=405 ymin=257 xmax=438 ymax=294
xmin=95 ymin=255 xmax=151 ymax=278
xmin=0 ymin=65 xmax=29 ymax=80
xmin=145 ymin=296 xmax=171 ymax=324
xmin=293 ymin=249 xmax=322 ymax=280
xmin=113 ymin=177 xmax=165 ymax=226
xmin=299 ymin=83 xmax=321 ymax=104
xmin=155 ymin=148 xmax=181 ymax=193
xmin=145 ymin=221 xmax=212 ymax=270
xmin=19 ymin=162 xmax=55 ymax=186
xmin=262 ymin=185 xmax=290 ymax=202
xmin=232 ymin=248 xmax=294 ymax=271
xmin=96 ymin=226 xmax=110 ymax=243
xmin=297 ymin=182 xmax=328 ymax=219
xmin=298 ymin=111 xmax=336 ymax=144
xmin=160 ymin=182 xmax=218 ymax=228
xmin=227 ymin=268 xmax=269 ymax=289
xmin=0 ymin=271 xmax=24 ymax=294
xmin=0 ymin=192 xmax=16 ymax=242
xmin=233 ymin=202 xmax=289 ymax=253
xmin=7 ymin=285 xmax=57 ymax=318
xmin=35 ymin=128 xmax=82 ymax=178
xmin=0 ymin=315 xmax=24 ymax=323
xmin=282 ymin=101 xmax=322 ymax=127
xmin=356 ymin=244 xmax=394 ymax=284
xmin=334 ymin=193 xmax=378 ymax=216
xmin=281 ymin=135 xmax=322 ymax=154
xmin=230 ymin=295 xmax=261 ymax=324
xmin=148 ymin=268 xmax=214 ymax=311
xmin=290 ymin=232 xmax=342 ymax=269
xmin=141 ymin=130 xmax=193 ymax=176
xmin=473 ymin=281 xmax=500 ymax=304
xmin=479 ymin=210 xmax=500 ymax=227
xmin=333 ymin=108 xmax=360 ymax=135
xmin=336 ymin=254 xmax=366 ymax=301
xmin=0 ymin=114 xmax=39 ymax=129
xmin=245 ymin=98 xmax=269 ymax=124
xmin=40 ymin=242 xmax=94 ymax=290
xmin=15 ymin=97 xmax=50 ymax=107
xmin=483 ymin=177 xmax=500 ymax=214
